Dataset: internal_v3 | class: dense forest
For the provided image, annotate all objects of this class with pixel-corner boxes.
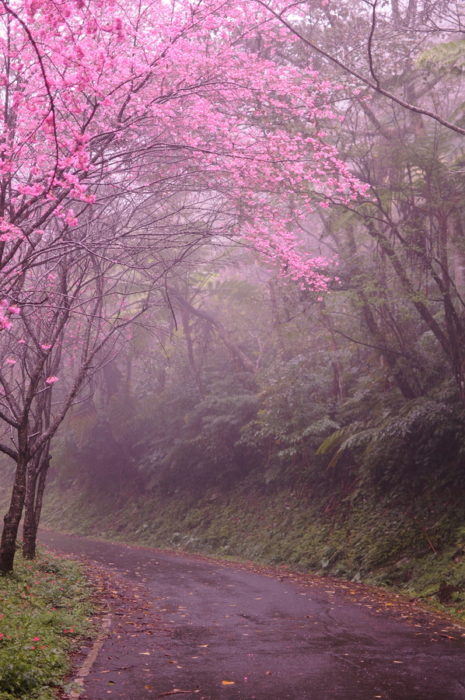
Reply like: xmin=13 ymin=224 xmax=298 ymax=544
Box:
xmin=0 ymin=0 xmax=464 ymax=613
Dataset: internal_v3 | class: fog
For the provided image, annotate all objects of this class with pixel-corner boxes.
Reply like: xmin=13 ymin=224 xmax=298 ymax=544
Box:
xmin=0 ymin=1 xmax=463 ymax=623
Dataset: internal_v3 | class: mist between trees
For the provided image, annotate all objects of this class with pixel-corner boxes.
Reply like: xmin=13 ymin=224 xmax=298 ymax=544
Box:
xmin=0 ymin=0 xmax=465 ymax=578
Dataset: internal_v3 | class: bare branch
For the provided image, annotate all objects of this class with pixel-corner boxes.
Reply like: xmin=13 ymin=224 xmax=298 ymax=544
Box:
xmin=254 ymin=0 xmax=465 ymax=137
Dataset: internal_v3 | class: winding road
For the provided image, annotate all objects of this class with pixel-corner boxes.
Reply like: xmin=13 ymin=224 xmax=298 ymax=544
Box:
xmin=39 ymin=530 xmax=465 ymax=700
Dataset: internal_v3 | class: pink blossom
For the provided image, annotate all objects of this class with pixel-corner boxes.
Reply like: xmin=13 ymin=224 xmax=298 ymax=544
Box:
xmin=0 ymin=0 xmax=368 ymax=296
xmin=45 ymin=376 xmax=59 ymax=384
xmin=64 ymin=210 xmax=78 ymax=227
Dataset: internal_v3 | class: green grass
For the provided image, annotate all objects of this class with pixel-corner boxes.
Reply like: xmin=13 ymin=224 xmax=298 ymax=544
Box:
xmin=0 ymin=548 xmax=93 ymax=700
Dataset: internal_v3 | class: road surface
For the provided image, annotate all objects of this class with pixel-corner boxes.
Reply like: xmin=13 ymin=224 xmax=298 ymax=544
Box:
xmin=39 ymin=529 xmax=465 ymax=700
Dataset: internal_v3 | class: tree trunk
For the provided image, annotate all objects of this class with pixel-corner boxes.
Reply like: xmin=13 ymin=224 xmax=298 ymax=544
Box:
xmin=0 ymin=447 xmax=28 ymax=574
xmin=22 ymin=464 xmax=38 ymax=560
xmin=360 ymin=297 xmax=418 ymax=399
xmin=22 ymin=447 xmax=50 ymax=560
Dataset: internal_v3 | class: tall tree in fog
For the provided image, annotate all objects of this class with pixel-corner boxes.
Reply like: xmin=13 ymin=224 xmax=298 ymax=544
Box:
xmin=257 ymin=0 xmax=465 ymax=135
xmin=263 ymin=0 xmax=465 ymax=402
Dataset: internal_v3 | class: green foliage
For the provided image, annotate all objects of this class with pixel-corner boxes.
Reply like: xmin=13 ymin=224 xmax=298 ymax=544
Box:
xmin=139 ymin=372 xmax=259 ymax=490
xmin=418 ymin=41 xmax=465 ymax=76
xmin=319 ymin=395 xmax=465 ymax=488
xmin=0 ymin=550 xmax=92 ymax=699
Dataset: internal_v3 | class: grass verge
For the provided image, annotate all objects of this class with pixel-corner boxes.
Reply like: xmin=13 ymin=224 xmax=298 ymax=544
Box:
xmin=0 ymin=548 xmax=93 ymax=700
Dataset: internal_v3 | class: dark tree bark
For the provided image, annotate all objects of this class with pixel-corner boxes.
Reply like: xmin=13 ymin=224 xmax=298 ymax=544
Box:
xmin=22 ymin=444 xmax=50 ymax=560
xmin=0 ymin=429 xmax=28 ymax=574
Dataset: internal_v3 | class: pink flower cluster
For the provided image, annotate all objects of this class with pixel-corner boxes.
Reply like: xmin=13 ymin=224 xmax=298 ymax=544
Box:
xmin=45 ymin=376 xmax=59 ymax=384
xmin=0 ymin=299 xmax=20 ymax=330
xmin=0 ymin=0 xmax=368 ymax=295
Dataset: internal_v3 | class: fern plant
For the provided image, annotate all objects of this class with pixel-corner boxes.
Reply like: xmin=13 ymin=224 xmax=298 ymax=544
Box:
xmin=318 ymin=395 xmax=465 ymax=488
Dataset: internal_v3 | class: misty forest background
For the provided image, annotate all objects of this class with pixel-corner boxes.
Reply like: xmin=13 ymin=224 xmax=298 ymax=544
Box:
xmin=2 ymin=1 xmax=465 ymax=613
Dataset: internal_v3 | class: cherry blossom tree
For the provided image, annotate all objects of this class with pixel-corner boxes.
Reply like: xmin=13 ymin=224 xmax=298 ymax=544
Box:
xmin=0 ymin=0 xmax=370 ymax=572
xmin=0 ymin=0 xmax=367 ymax=301
xmin=0 ymin=229 xmax=169 ymax=571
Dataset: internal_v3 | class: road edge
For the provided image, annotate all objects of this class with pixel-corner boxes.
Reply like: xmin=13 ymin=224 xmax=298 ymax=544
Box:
xmin=66 ymin=613 xmax=112 ymax=699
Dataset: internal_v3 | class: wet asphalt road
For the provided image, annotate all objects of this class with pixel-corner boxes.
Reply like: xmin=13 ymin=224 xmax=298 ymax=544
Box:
xmin=39 ymin=530 xmax=465 ymax=700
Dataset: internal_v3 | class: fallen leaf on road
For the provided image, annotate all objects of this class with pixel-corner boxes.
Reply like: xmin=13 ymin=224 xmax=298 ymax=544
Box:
xmin=221 ymin=680 xmax=235 ymax=685
xmin=139 ymin=652 xmax=151 ymax=655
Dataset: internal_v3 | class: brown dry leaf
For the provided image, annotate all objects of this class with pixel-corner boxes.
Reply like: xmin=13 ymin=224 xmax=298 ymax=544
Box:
xmin=221 ymin=680 xmax=235 ymax=686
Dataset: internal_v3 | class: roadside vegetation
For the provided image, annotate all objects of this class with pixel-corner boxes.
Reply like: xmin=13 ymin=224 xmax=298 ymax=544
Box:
xmin=0 ymin=549 xmax=93 ymax=700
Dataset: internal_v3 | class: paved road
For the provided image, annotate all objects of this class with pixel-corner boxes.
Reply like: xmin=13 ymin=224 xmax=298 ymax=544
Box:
xmin=39 ymin=530 xmax=465 ymax=700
